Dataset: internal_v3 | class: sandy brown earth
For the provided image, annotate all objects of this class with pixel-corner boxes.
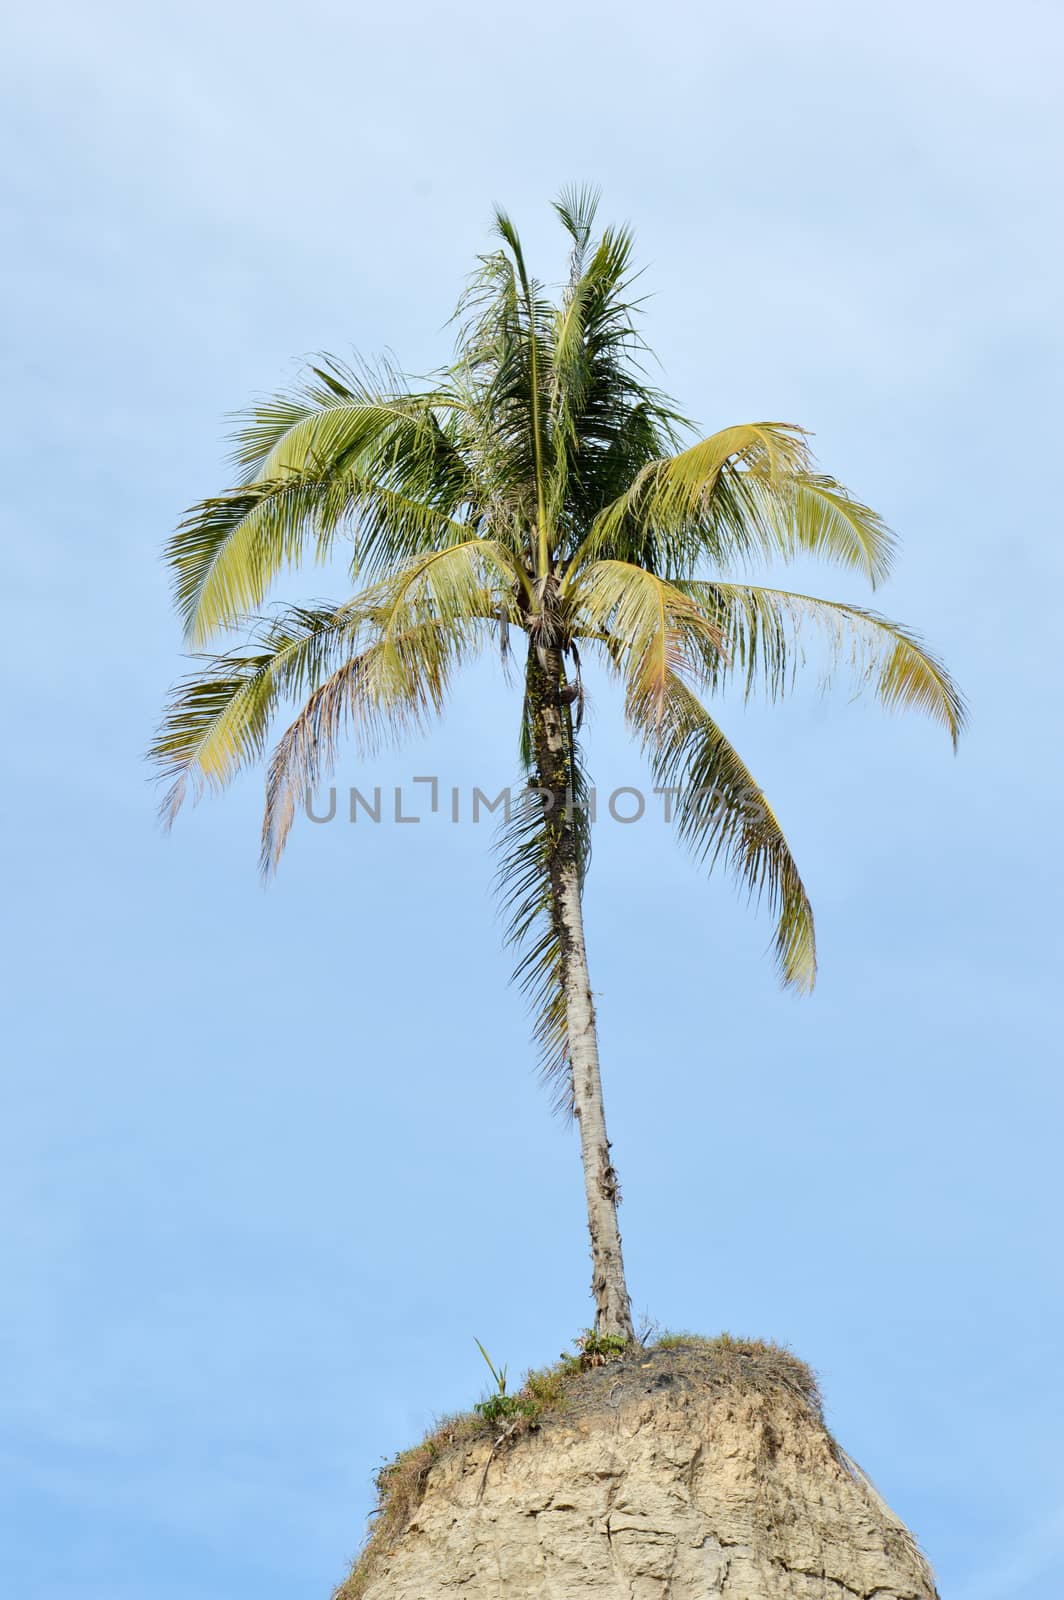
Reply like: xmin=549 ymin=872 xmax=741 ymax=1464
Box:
xmin=339 ymin=1343 xmax=938 ymax=1600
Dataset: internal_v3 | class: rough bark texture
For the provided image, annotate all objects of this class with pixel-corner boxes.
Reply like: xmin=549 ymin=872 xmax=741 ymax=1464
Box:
xmin=344 ymin=1346 xmax=937 ymax=1600
xmin=527 ymin=642 xmax=634 ymax=1341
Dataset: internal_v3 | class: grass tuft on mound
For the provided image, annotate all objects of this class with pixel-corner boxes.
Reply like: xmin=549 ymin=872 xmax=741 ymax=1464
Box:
xmin=648 ymin=1330 xmax=822 ymax=1414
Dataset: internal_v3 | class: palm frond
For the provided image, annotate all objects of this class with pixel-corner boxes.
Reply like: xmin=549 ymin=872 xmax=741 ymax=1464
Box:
xmin=154 ymin=539 xmax=511 ymax=829
xmin=675 ymin=582 xmax=965 ymax=745
xmin=573 ymin=422 xmax=808 ymax=573
xmin=150 ymin=599 xmax=366 ymax=823
xmin=546 ymin=206 xmax=685 ymax=544
xmin=261 ymin=614 xmax=481 ymax=873
xmin=170 ymin=358 xmax=477 ymax=644
xmin=371 ymin=537 xmax=526 ymax=644
xmin=230 ymin=358 xmax=451 ymax=483
xmin=452 ymin=234 xmax=554 ymax=555
xmin=747 ymin=470 xmax=896 ymax=584
xmin=553 ymin=183 xmax=601 ymax=278
xmin=571 ymin=559 xmax=726 ymax=725
xmin=640 ymin=673 xmax=817 ymax=991
xmin=573 ymin=423 xmax=895 ymax=582
xmin=170 ymin=473 xmax=458 ymax=647
xmin=168 ymin=477 xmax=336 ymax=645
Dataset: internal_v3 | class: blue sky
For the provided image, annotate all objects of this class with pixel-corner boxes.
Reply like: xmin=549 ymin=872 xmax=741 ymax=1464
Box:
xmin=2 ymin=1 xmax=1062 ymax=1596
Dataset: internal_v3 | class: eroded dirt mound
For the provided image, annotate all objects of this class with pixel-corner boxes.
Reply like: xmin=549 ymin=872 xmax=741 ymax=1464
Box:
xmin=338 ymin=1340 xmax=937 ymax=1600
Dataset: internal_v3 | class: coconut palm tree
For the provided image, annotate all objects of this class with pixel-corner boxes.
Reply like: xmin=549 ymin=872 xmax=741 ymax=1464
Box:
xmin=152 ymin=190 xmax=963 ymax=1341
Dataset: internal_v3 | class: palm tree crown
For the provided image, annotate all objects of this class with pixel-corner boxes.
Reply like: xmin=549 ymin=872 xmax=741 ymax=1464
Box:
xmin=153 ymin=189 xmax=964 ymax=1337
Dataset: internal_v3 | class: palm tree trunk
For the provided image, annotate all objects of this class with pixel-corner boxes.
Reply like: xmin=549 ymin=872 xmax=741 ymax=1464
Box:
xmin=527 ymin=644 xmax=634 ymax=1342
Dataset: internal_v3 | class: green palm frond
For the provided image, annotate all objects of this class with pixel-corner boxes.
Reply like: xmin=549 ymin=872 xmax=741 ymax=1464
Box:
xmin=170 ymin=460 xmax=475 ymax=648
xmin=572 ymin=559 xmax=726 ymax=725
xmin=155 ymin=538 xmax=510 ymax=839
xmin=194 ymin=467 xmax=474 ymax=644
xmin=150 ymin=599 xmax=366 ymax=823
xmin=674 ymin=581 xmax=965 ymax=744
xmin=225 ymin=357 xmax=378 ymax=478
xmin=455 ymin=222 xmax=554 ymax=536
xmin=491 ymin=210 xmax=555 ymax=573
xmin=572 ymin=422 xmax=807 ymax=572
xmin=168 ymin=475 xmax=364 ymax=646
xmin=643 ymin=673 xmax=817 ymax=992
xmin=745 ymin=470 xmax=895 ymax=583
xmin=170 ymin=360 xmax=477 ymax=644
xmin=261 ymin=613 xmax=483 ymax=874
xmin=547 ymin=211 xmax=685 ymax=543
xmin=548 ymin=224 xmax=639 ymax=521
xmin=572 ymin=423 xmax=895 ymax=582
xmin=230 ymin=358 xmax=455 ymax=484
xmin=255 ymin=543 xmax=511 ymax=868
xmin=369 ymin=537 xmax=527 ymax=645
xmin=553 ymin=183 xmax=601 ymax=269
